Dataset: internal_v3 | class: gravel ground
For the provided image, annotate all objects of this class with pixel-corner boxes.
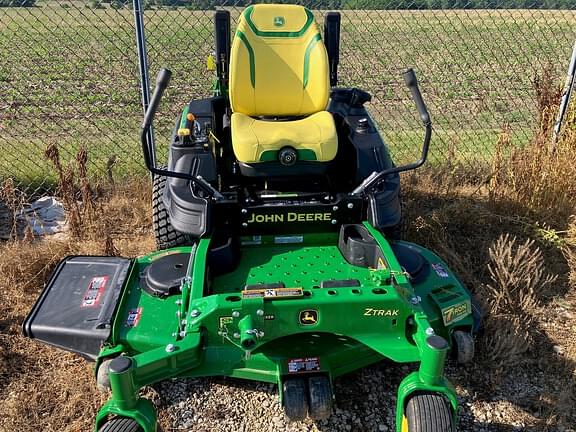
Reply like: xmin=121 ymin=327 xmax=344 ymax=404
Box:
xmin=156 ymin=363 xmax=408 ymax=432
xmin=146 ymin=302 xmax=576 ymax=432
xmin=152 ymin=358 xmax=574 ymax=432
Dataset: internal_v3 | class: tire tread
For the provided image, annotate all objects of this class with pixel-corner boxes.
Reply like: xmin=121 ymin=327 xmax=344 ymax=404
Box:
xmin=405 ymin=393 xmax=454 ymax=432
xmin=152 ymin=171 xmax=191 ymax=250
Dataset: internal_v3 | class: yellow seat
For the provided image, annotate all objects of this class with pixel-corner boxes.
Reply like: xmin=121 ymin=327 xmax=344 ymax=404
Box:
xmin=229 ymin=4 xmax=337 ymax=167
xmin=231 ymin=111 xmax=337 ymax=164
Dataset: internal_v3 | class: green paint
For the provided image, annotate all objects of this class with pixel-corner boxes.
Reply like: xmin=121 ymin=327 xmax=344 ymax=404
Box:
xmin=244 ymin=6 xmax=314 ymax=38
xmin=303 ymin=33 xmax=322 ymax=89
xmin=95 ymin=398 xmax=157 ymax=432
xmin=236 ymin=30 xmax=255 ymax=88
xmin=259 ymin=148 xmax=318 ymax=162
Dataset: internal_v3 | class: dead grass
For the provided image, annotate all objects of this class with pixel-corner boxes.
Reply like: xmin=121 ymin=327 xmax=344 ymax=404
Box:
xmin=489 ymin=66 xmax=576 ymax=225
xmin=0 ymin=178 xmax=153 ymax=432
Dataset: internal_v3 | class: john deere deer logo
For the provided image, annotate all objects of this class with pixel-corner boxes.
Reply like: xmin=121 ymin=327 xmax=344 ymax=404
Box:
xmin=299 ymin=310 xmax=318 ymax=325
xmin=274 ymin=16 xmax=285 ymax=27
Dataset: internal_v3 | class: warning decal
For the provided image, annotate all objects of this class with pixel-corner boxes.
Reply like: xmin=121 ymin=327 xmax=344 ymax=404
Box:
xmin=242 ymin=287 xmax=303 ymax=299
xmin=81 ymin=276 xmax=109 ymax=308
xmin=125 ymin=307 xmax=143 ymax=328
xmin=288 ymin=357 xmax=320 ymax=374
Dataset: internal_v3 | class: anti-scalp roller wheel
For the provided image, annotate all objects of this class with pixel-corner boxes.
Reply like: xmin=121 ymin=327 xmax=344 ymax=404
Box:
xmin=308 ymin=376 xmax=333 ymax=420
xmin=282 ymin=378 xmax=308 ymax=421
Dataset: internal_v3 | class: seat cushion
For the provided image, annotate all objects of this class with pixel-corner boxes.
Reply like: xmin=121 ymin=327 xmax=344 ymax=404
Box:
xmin=231 ymin=111 xmax=338 ymax=164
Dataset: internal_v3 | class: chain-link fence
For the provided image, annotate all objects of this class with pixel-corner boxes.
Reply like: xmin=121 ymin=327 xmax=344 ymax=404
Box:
xmin=0 ymin=0 xmax=574 ymax=195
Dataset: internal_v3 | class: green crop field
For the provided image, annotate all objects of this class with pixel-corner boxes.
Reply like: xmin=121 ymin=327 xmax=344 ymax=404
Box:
xmin=0 ymin=3 xmax=574 ymax=190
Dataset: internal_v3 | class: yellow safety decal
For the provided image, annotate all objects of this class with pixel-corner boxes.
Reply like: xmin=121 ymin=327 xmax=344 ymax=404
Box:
xmin=242 ymin=287 xmax=303 ymax=299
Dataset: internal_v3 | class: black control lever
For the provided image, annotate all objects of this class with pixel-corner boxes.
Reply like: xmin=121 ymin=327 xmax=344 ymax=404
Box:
xmin=142 ymin=68 xmax=171 ymax=131
xmin=351 ymin=68 xmax=432 ymax=196
xmin=141 ymin=69 xmax=224 ymax=200
xmin=403 ymin=68 xmax=431 ymax=126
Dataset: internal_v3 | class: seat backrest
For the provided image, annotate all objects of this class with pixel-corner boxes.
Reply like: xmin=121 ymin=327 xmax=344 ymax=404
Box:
xmin=229 ymin=4 xmax=330 ymax=118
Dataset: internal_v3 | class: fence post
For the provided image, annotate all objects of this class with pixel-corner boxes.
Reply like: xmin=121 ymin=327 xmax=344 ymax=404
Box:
xmin=552 ymin=40 xmax=576 ymax=146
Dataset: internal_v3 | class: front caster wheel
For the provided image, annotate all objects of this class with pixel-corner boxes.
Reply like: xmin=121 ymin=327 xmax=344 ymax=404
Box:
xmin=402 ymin=393 xmax=454 ymax=432
xmin=282 ymin=378 xmax=308 ymax=421
xmin=452 ymin=330 xmax=475 ymax=364
xmin=96 ymin=358 xmax=113 ymax=393
xmin=99 ymin=417 xmax=143 ymax=432
xmin=308 ymin=376 xmax=333 ymax=420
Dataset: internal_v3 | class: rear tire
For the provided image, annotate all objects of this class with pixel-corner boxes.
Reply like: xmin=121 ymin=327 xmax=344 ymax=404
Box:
xmin=152 ymin=170 xmax=192 ymax=250
xmin=99 ymin=417 xmax=143 ymax=432
xmin=403 ymin=393 xmax=454 ymax=432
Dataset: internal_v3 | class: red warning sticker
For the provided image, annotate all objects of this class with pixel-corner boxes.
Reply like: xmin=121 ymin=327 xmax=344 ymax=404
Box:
xmin=125 ymin=307 xmax=143 ymax=328
xmin=288 ymin=357 xmax=320 ymax=374
xmin=81 ymin=276 xmax=109 ymax=308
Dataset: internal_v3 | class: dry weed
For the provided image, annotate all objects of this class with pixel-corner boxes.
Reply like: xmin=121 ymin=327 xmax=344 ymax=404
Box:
xmin=489 ymin=67 xmax=576 ymax=223
xmin=481 ymin=234 xmax=557 ymax=366
xmin=533 ymin=63 xmax=563 ymax=139
xmin=0 ymin=178 xmax=27 ymax=240
xmin=482 ymin=313 xmax=535 ymax=366
xmin=485 ymin=234 xmax=556 ymax=315
xmin=565 ymin=216 xmax=576 ymax=288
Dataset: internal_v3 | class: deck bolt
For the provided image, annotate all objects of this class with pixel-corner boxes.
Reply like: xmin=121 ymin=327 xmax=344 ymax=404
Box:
xmin=426 ymin=327 xmax=435 ymax=336
xmin=181 ymin=319 xmax=187 ymax=326
xmin=179 ymin=331 xmax=186 ymax=338
xmin=410 ymin=296 xmax=420 ymax=305
xmin=241 ymin=208 xmax=248 ymax=214
xmin=347 ymin=203 xmax=354 ymax=209
xmin=256 ymin=309 xmax=264 ymax=316
xmin=175 ymin=299 xmax=182 ymax=306
xmin=242 ymin=223 xmax=248 ymax=228
xmin=176 ymin=310 xmax=181 ymax=316
xmin=232 ymin=311 xmax=240 ymax=318
xmin=172 ymin=332 xmax=178 ymax=337
xmin=331 ymin=219 xmax=338 ymax=225
xmin=233 ymin=333 xmax=240 ymax=339
xmin=165 ymin=344 xmax=176 ymax=353
xmin=332 ymin=206 xmax=339 ymax=211
xmin=191 ymin=309 xmax=200 ymax=318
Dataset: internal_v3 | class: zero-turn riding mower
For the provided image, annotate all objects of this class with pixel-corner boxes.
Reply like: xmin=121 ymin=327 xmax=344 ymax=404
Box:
xmin=23 ymin=4 xmax=479 ymax=431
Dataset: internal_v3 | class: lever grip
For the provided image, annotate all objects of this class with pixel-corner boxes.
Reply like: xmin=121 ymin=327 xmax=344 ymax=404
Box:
xmin=403 ymin=68 xmax=430 ymax=125
xmin=142 ymin=68 xmax=172 ymax=129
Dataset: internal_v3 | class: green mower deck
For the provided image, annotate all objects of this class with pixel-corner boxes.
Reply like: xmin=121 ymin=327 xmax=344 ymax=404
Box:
xmin=85 ymin=223 xmax=471 ymax=431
